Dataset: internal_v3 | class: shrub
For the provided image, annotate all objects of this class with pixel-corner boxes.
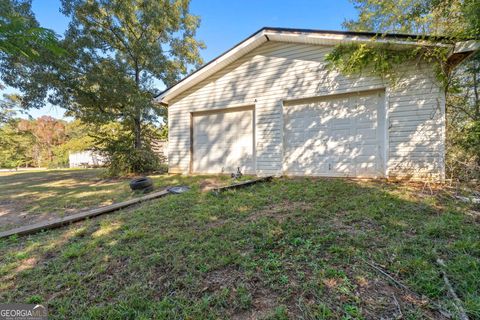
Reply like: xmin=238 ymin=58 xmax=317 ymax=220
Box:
xmin=106 ymin=146 xmax=160 ymax=176
xmin=92 ymin=122 xmax=164 ymax=176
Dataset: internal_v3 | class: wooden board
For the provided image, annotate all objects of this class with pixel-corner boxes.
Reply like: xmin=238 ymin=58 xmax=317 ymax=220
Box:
xmin=0 ymin=190 xmax=170 ymax=239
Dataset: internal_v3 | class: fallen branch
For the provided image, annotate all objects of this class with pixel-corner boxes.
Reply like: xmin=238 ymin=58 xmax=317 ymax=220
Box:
xmin=365 ymin=261 xmax=408 ymax=290
xmin=392 ymin=292 xmax=403 ymax=319
xmin=364 ymin=260 xmax=452 ymax=319
xmin=436 ymin=258 xmax=469 ymax=320
xmin=455 ymin=195 xmax=480 ymax=204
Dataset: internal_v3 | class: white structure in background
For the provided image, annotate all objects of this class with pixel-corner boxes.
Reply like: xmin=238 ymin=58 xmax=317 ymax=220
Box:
xmin=69 ymin=150 xmax=106 ymax=168
xmin=68 ymin=141 xmax=168 ymax=168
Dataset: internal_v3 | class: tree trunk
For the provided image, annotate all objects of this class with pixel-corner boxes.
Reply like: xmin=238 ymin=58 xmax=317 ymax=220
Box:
xmin=473 ymin=67 xmax=479 ymax=120
xmin=133 ymin=64 xmax=142 ymax=150
xmin=134 ymin=116 xmax=142 ymax=149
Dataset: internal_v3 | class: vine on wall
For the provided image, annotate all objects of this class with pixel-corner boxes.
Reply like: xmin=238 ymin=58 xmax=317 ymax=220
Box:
xmin=325 ymin=39 xmax=451 ymax=88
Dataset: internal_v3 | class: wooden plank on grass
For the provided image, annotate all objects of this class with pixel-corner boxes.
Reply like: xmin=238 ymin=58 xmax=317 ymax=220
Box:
xmin=211 ymin=176 xmax=273 ymax=193
xmin=0 ymin=190 xmax=170 ymax=239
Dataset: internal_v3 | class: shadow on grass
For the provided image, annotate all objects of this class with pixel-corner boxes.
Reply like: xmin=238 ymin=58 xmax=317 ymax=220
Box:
xmin=0 ymin=177 xmax=479 ymax=319
xmin=0 ymin=169 xmax=228 ymax=231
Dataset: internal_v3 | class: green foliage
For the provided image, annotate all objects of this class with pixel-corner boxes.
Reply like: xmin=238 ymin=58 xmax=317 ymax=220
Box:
xmin=447 ymin=118 xmax=480 ymax=180
xmin=107 ymin=147 xmax=161 ymax=177
xmin=0 ymin=1 xmax=64 ymax=127
xmin=0 ymin=0 xmax=63 ymax=59
xmin=337 ymin=0 xmax=480 ymax=180
xmin=90 ymin=122 xmax=163 ymax=176
xmin=462 ymin=121 xmax=480 ymax=157
xmin=344 ymin=0 xmax=476 ymax=39
xmin=326 ymin=41 xmax=450 ymax=86
xmin=0 ymin=119 xmax=35 ymax=168
xmin=329 ymin=0 xmax=478 ymax=82
xmin=326 ymin=43 xmax=420 ymax=80
xmin=0 ymin=117 xmax=95 ymax=169
xmin=26 ymin=295 xmax=42 ymax=304
xmin=50 ymin=120 xmax=96 ymax=167
xmin=445 ymin=51 xmax=480 ymax=179
xmin=0 ymin=93 xmax=21 ymax=124
xmin=17 ymin=116 xmax=67 ymax=167
xmin=1 ymin=0 xmax=201 ymax=175
xmin=0 ymin=0 xmax=65 ymax=114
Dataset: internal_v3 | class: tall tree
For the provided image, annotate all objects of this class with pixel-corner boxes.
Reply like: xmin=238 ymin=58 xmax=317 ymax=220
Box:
xmin=57 ymin=0 xmax=203 ymax=149
xmin=344 ymin=0 xmax=477 ymax=39
xmin=0 ymin=0 xmax=63 ymax=122
xmin=0 ymin=119 xmax=35 ymax=169
xmin=330 ymin=0 xmax=480 ymax=176
xmin=18 ymin=116 xmax=67 ymax=166
xmin=0 ymin=93 xmax=21 ymax=123
xmin=3 ymin=0 xmax=204 ymax=174
xmin=0 ymin=0 xmax=62 ymax=59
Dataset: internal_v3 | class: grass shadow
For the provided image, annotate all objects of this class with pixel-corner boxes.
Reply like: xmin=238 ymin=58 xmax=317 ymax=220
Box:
xmin=0 ymin=177 xmax=479 ymax=319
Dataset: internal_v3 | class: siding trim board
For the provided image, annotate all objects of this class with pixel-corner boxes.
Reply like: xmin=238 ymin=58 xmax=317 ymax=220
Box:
xmin=190 ymin=104 xmax=255 ymax=116
xmin=189 ymin=112 xmax=193 ymax=174
xmin=384 ymin=86 xmax=391 ymax=178
xmin=282 ymin=87 xmax=385 ymax=106
xmin=157 ymin=27 xmax=475 ymax=104
xmin=164 ymin=31 xmax=463 ymax=181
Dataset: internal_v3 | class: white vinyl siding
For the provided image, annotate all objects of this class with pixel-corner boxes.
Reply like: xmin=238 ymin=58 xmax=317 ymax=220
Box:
xmin=168 ymin=41 xmax=445 ymax=180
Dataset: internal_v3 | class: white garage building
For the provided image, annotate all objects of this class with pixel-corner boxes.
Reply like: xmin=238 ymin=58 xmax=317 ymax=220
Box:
xmin=156 ymin=27 xmax=478 ymax=180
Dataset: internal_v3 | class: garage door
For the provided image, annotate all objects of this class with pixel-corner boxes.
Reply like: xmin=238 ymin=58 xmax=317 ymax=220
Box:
xmin=192 ymin=107 xmax=255 ymax=174
xmin=283 ymin=90 xmax=385 ymax=177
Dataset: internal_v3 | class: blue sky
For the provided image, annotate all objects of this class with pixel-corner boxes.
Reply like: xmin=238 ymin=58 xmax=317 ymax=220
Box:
xmin=17 ymin=0 xmax=358 ymax=119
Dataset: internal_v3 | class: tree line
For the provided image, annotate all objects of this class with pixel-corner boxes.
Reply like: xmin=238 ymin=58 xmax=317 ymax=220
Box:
xmin=0 ymin=115 xmax=167 ymax=172
xmin=0 ymin=116 xmax=93 ymax=168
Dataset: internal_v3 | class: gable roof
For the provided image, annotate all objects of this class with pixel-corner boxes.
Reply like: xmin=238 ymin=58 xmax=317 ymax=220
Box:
xmin=156 ymin=27 xmax=478 ymax=104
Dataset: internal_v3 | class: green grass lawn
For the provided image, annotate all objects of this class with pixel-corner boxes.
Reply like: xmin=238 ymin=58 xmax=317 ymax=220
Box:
xmin=0 ymin=168 xmax=229 ymax=231
xmin=1 ymin=176 xmax=479 ymax=319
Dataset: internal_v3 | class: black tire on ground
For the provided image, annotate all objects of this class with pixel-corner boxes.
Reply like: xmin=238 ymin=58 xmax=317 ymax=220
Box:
xmin=129 ymin=177 xmax=153 ymax=191
xmin=142 ymin=186 xmax=154 ymax=194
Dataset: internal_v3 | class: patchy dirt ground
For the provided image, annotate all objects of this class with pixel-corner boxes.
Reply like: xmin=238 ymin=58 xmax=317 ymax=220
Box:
xmin=1 ymin=177 xmax=479 ymax=319
xmin=0 ymin=169 xmax=119 ymax=230
xmin=0 ymin=169 xmax=231 ymax=231
xmin=199 ymin=177 xmax=226 ymax=191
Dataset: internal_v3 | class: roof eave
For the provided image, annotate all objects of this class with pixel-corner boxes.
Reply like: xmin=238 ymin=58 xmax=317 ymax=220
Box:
xmin=155 ymin=29 xmax=269 ymax=104
xmin=449 ymin=40 xmax=480 ymax=65
xmin=156 ymin=28 xmax=456 ymax=104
